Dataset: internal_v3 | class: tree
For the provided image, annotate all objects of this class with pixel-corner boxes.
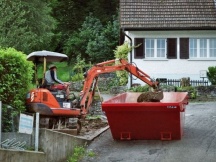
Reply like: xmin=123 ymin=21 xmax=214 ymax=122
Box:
xmin=51 ymin=0 xmax=119 ymax=52
xmin=86 ymin=15 xmax=120 ymax=62
xmin=87 ymin=0 xmax=119 ymax=25
xmin=0 ymin=0 xmax=56 ymax=54
xmin=64 ymin=14 xmax=119 ymax=64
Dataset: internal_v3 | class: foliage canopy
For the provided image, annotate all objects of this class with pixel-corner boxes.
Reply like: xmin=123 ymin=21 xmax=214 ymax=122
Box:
xmin=0 ymin=0 xmax=56 ymax=54
xmin=64 ymin=14 xmax=119 ymax=64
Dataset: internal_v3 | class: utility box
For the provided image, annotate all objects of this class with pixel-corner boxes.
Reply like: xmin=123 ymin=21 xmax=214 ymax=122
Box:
xmin=102 ymin=92 xmax=188 ymax=140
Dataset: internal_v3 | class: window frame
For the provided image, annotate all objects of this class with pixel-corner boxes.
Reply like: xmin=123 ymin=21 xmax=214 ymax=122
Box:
xmin=145 ymin=38 xmax=167 ymax=59
xmin=189 ymin=38 xmax=216 ymax=58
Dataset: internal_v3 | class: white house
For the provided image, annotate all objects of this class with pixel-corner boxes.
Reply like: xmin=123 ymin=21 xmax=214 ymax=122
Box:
xmin=120 ymin=0 xmax=216 ymax=86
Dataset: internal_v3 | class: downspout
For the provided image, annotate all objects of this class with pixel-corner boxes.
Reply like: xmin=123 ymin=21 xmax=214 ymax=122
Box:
xmin=122 ymin=28 xmax=133 ymax=88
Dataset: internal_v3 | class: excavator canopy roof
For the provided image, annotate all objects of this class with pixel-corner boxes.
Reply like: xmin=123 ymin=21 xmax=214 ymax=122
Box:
xmin=27 ymin=50 xmax=68 ymax=63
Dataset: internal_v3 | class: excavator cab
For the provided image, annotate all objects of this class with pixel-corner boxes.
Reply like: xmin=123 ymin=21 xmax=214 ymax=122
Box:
xmin=26 ymin=51 xmax=82 ymax=130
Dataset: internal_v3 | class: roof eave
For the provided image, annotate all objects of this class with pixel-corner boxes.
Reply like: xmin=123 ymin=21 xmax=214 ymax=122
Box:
xmin=121 ymin=26 xmax=216 ymax=31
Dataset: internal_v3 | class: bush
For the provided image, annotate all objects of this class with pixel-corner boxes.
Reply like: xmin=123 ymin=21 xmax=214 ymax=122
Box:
xmin=176 ymin=86 xmax=197 ymax=99
xmin=70 ymin=54 xmax=91 ymax=82
xmin=114 ymin=42 xmax=142 ymax=86
xmin=207 ymin=66 xmax=216 ymax=85
xmin=0 ymin=48 xmax=34 ymax=131
xmin=114 ymin=42 xmax=132 ymax=86
xmin=71 ymin=73 xmax=84 ymax=82
xmin=129 ymin=85 xmax=150 ymax=92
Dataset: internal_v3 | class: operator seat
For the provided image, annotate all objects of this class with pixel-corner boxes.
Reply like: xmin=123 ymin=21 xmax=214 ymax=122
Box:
xmin=40 ymin=79 xmax=67 ymax=103
xmin=40 ymin=79 xmax=57 ymax=92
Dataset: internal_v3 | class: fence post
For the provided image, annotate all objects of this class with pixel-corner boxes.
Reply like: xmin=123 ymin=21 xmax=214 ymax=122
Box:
xmin=35 ymin=112 xmax=39 ymax=151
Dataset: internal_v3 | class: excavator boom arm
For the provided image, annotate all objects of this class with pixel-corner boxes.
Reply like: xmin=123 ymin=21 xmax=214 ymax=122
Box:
xmin=79 ymin=59 xmax=158 ymax=115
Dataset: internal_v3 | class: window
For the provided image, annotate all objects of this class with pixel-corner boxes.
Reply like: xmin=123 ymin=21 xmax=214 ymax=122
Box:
xmin=210 ymin=39 xmax=216 ymax=57
xmin=200 ymin=39 xmax=207 ymax=57
xmin=145 ymin=39 xmax=166 ymax=58
xmin=189 ymin=38 xmax=216 ymax=58
xmin=146 ymin=39 xmax=154 ymax=57
xmin=134 ymin=37 xmax=216 ymax=59
xmin=134 ymin=38 xmax=176 ymax=59
xmin=189 ymin=39 xmax=197 ymax=58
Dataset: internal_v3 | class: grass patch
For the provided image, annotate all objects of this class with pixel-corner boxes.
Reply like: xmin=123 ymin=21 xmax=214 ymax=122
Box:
xmin=67 ymin=145 xmax=96 ymax=162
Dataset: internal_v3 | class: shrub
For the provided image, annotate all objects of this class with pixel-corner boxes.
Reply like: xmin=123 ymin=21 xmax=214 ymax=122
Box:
xmin=129 ymin=85 xmax=150 ymax=92
xmin=70 ymin=54 xmax=91 ymax=82
xmin=71 ymin=73 xmax=84 ymax=82
xmin=114 ymin=42 xmax=141 ymax=86
xmin=114 ymin=42 xmax=132 ymax=86
xmin=176 ymin=86 xmax=197 ymax=99
xmin=0 ymin=48 xmax=34 ymax=131
xmin=207 ymin=66 xmax=216 ymax=85
xmin=67 ymin=145 xmax=96 ymax=162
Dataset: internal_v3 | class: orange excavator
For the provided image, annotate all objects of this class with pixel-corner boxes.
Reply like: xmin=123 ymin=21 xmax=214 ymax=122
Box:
xmin=26 ymin=51 xmax=159 ymax=131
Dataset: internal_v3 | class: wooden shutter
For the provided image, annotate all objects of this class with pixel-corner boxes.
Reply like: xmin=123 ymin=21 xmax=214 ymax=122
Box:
xmin=119 ymin=29 xmax=125 ymax=45
xmin=167 ymin=38 xmax=177 ymax=59
xmin=180 ymin=38 xmax=189 ymax=59
xmin=134 ymin=38 xmax=145 ymax=59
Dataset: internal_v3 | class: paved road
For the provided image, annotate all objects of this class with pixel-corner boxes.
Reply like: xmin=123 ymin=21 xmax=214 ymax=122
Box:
xmin=81 ymin=102 xmax=216 ymax=162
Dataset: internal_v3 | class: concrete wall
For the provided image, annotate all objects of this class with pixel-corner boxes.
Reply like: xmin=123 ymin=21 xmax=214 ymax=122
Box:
xmin=0 ymin=129 xmax=90 ymax=162
xmin=0 ymin=148 xmax=46 ymax=162
xmin=40 ymin=129 xmax=89 ymax=162
xmin=1 ymin=132 xmax=34 ymax=148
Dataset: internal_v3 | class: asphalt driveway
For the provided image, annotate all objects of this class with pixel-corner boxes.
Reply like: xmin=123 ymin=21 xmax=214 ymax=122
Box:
xmin=81 ymin=102 xmax=216 ymax=162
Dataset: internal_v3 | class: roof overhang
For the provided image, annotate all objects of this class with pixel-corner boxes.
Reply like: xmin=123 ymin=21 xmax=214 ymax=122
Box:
xmin=121 ymin=26 xmax=216 ymax=31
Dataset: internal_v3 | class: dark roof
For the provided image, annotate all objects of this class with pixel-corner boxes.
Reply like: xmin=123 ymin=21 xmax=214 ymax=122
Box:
xmin=120 ymin=0 xmax=216 ymax=30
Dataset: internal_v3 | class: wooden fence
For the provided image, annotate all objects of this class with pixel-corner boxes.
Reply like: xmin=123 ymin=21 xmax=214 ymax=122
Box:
xmin=158 ymin=79 xmax=209 ymax=87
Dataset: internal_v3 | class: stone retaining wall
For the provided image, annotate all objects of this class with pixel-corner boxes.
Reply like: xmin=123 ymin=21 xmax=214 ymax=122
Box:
xmin=195 ymin=86 xmax=216 ymax=101
xmin=160 ymin=85 xmax=216 ymax=101
xmin=196 ymin=86 xmax=216 ymax=97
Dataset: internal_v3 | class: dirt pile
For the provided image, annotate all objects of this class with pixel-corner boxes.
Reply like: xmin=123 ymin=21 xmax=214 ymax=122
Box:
xmin=79 ymin=117 xmax=108 ymax=136
xmin=137 ymin=91 xmax=164 ymax=102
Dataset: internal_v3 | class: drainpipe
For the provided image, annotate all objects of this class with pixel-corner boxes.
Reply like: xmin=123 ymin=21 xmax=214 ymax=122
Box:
xmin=122 ymin=28 xmax=133 ymax=88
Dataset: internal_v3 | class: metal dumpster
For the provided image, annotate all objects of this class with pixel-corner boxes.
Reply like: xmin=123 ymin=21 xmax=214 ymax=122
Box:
xmin=102 ymin=92 xmax=188 ymax=140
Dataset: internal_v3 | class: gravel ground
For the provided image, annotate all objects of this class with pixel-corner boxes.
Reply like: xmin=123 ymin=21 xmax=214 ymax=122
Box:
xmin=81 ymin=101 xmax=216 ymax=162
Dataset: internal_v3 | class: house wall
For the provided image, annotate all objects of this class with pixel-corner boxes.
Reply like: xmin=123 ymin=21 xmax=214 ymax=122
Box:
xmin=126 ymin=30 xmax=216 ymax=86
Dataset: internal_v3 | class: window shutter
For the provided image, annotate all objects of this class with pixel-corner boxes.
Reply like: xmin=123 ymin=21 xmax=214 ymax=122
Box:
xmin=167 ymin=38 xmax=177 ymax=59
xmin=134 ymin=38 xmax=145 ymax=59
xmin=180 ymin=38 xmax=189 ymax=59
xmin=119 ymin=29 xmax=125 ymax=45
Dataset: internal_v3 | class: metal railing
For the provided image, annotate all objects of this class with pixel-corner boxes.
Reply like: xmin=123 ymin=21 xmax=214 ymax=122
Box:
xmin=158 ymin=79 xmax=209 ymax=87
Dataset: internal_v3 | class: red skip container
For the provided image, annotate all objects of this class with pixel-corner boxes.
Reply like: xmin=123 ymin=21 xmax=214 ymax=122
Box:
xmin=102 ymin=92 xmax=188 ymax=140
